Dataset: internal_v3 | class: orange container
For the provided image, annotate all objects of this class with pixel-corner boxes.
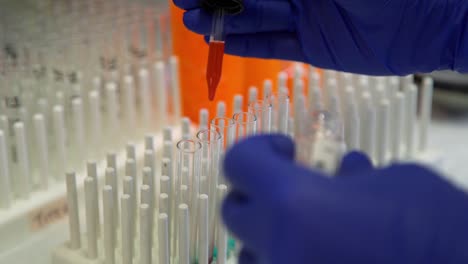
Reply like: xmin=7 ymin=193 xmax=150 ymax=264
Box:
xmin=243 ymin=58 xmax=285 ymax=100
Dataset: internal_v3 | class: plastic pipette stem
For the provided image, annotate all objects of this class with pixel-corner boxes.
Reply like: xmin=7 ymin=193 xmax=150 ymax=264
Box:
xmin=207 ymin=9 xmax=225 ymax=101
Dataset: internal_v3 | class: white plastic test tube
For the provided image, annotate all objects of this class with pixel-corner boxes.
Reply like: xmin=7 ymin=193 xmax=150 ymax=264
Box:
xmin=84 ymin=177 xmax=98 ymax=259
xmin=358 ymin=76 xmax=370 ymax=94
xmin=140 ymin=204 xmax=152 ymax=264
xmin=106 ymin=153 xmax=118 ymax=175
xmin=158 ymin=213 xmax=170 ymax=264
xmin=308 ymin=71 xmax=323 ymax=113
xmin=278 ymin=91 xmax=290 ymax=135
xmin=0 ymin=131 xmax=11 ymax=208
xmin=216 ymin=185 xmax=228 ymax=264
xmin=103 ymin=185 xmax=115 ymax=264
xmin=376 ymin=100 xmax=390 ymax=166
xmin=123 ymin=75 xmax=137 ymax=134
xmin=141 ymin=184 xmax=152 ymax=216
xmin=160 ymin=175 xmax=172 ymax=217
xmin=106 ymin=82 xmax=119 ymax=145
xmin=388 ymin=77 xmax=400 ymax=99
xmin=170 ymin=56 xmax=182 ymax=122
xmin=217 ymin=101 xmax=226 ymax=118
xmin=401 ymin=75 xmax=413 ymax=90
xmin=198 ymin=194 xmax=209 ymax=264
xmin=15 ymin=122 xmax=31 ymax=198
xmin=0 ymin=116 xmax=10 ymax=168
xmin=138 ymin=68 xmax=152 ymax=129
xmin=160 ymin=176 xmax=171 ymax=198
xmin=126 ymin=159 xmax=138 ymax=202
xmin=87 ymin=161 xmax=101 ymax=234
xmin=88 ymin=90 xmax=102 ymax=158
xmin=126 ymin=143 xmax=136 ymax=161
xmin=233 ymin=95 xmax=243 ymax=115
xmin=160 ymin=193 xmax=170 ymax=215
xmin=419 ymin=77 xmax=434 ymax=152
xmin=344 ymin=92 xmax=360 ymax=151
xmin=248 ymin=86 xmax=258 ymax=105
xmin=163 ymin=141 xmax=173 ymax=161
xmin=33 ymin=114 xmax=49 ymax=190
xmin=71 ymin=98 xmax=85 ymax=164
xmin=154 ymin=61 xmax=167 ymax=127
xmin=288 ymin=117 xmax=295 ymax=138
xmin=278 ymin=71 xmax=288 ymax=91
xmin=263 ymin=79 xmax=273 ymax=100
xmin=36 ymin=99 xmax=49 ymax=128
xmin=105 ymin=167 xmax=119 ymax=227
xmin=199 ymin=109 xmax=209 ymax=131
xmin=360 ymin=93 xmax=376 ymax=161
xmin=164 ymin=127 xmax=173 ymax=142
xmin=178 ymin=204 xmax=190 ymax=264
xmin=145 ymin=134 xmax=155 ymax=151
xmin=405 ymin=84 xmax=418 ymax=158
xmin=121 ymin=194 xmax=133 ymax=264
xmin=293 ymin=63 xmax=303 ymax=90
xmin=66 ymin=172 xmax=81 ymax=250
xmin=142 ymin=167 xmax=154 ymax=207
xmin=123 ymin=175 xmax=136 ymax=232
xmin=53 ymin=105 xmax=67 ymax=180
xmin=293 ymin=79 xmax=304 ymax=136
xmin=328 ymin=85 xmax=341 ymax=117
xmin=391 ymin=93 xmax=405 ymax=160
xmin=144 ymin=150 xmax=156 ymax=185
xmin=162 ymin=158 xmax=173 ymax=191
xmin=182 ymin=117 xmax=191 ymax=140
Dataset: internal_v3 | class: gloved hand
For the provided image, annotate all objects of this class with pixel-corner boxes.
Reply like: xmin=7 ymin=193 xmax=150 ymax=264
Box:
xmin=174 ymin=0 xmax=468 ymax=75
xmin=222 ymin=135 xmax=468 ymax=264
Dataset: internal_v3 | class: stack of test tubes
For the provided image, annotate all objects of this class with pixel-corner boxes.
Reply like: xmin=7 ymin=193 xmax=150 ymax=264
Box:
xmin=53 ymin=65 xmax=438 ymax=264
xmin=0 ymin=0 xmax=180 ymax=258
xmin=290 ymin=66 xmax=436 ymax=170
xmin=53 ymin=117 xmax=236 ymax=264
xmin=198 ymin=65 xmax=437 ymax=172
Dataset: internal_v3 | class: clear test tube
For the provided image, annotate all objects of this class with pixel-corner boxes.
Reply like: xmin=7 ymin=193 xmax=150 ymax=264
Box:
xmin=196 ymin=129 xmax=222 ymax=255
xmin=267 ymin=92 xmax=289 ymax=134
xmin=176 ymin=139 xmax=202 ymax=200
xmin=296 ymin=110 xmax=345 ymax=174
xmin=196 ymin=129 xmax=222 ymax=193
xmin=248 ymin=99 xmax=273 ymax=134
xmin=175 ymin=139 xmax=202 ymax=261
xmin=233 ymin=112 xmax=257 ymax=143
xmin=210 ymin=117 xmax=235 ymax=151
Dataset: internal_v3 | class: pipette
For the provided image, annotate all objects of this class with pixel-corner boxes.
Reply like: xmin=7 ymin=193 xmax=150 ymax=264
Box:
xmin=203 ymin=0 xmax=245 ymax=101
xmin=207 ymin=9 xmax=225 ymax=101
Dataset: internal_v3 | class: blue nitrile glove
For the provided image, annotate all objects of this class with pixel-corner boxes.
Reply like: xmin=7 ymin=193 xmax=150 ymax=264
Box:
xmin=174 ymin=0 xmax=468 ymax=75
xmin=222 ymin=135 xmax=468 ymax=264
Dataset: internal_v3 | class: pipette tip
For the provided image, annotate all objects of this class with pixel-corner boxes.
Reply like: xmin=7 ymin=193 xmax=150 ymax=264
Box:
xmin=207 ymin=78 xmax=219 ymax=101
xmin=206 ymin=41 xmax=225 ymax=101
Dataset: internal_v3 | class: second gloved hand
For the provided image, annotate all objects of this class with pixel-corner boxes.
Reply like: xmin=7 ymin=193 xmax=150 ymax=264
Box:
xmin=222 ymin=135 xmax=468 ymax=264
xmin=174 ymin=0 xmax=468 ymax=75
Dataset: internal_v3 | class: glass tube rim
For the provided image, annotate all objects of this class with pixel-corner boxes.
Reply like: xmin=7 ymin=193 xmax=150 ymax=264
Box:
xmin=247 ymin=99 xmax=273 ymax=111
xmin=233 ymin=111 xmax=257 ymax=125
xmin=210 ymin=116 xmax=235 ymax=127
xmin=176 ymin=139 xmax=202 ymax=154
xmin=196 ymin=128 xmax=222 ymax=143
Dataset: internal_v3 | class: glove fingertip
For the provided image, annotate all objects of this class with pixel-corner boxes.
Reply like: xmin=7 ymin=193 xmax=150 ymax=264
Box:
xmin=337 ymin=151 xmax=373 ymax=176
xmin=269 ymin=134 xmax=295 ymax=160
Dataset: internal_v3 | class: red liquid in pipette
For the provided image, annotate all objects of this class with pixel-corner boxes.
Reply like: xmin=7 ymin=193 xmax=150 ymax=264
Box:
xmin=206 ymin=41 xmax=225 ymax=101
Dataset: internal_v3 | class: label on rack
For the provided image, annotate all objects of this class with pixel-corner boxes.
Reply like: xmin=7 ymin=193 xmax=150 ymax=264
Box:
xmin=28 ymin=197 xmax=68 ymax=232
